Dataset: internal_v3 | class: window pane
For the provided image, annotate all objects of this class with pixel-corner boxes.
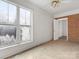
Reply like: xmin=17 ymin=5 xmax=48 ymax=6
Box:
xmin=9 ymin=4 xmax=17 ymax=24
xmin=25 ymin=10 xmax=31 ymax=25
xmin=20 ymin=27 xmax=30 ymax=41
xmin=0 ymin=1 xmax=17 ymax=24
xmin=0 ymin=25 xmax=16 ymax=47
xmin=0 ymin=0 xmax=8 ymax=23
xmin=20 ymin=8 xmax=31 ymax=25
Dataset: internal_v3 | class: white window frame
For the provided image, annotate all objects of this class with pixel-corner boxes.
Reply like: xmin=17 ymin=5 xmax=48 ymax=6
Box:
xmin=0 ymin=0 xmax=33 ymax=46
xmin=16 ymin=6 xmax=33 ymax=43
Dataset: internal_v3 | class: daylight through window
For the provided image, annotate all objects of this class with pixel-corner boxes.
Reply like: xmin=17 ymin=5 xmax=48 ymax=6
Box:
xmin=0 ymin=0 xmax=32 ymax=47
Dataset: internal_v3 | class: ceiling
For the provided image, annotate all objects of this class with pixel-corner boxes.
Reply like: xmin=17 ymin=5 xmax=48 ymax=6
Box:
xmin=28 ymin=0 xmax=79 ymax=15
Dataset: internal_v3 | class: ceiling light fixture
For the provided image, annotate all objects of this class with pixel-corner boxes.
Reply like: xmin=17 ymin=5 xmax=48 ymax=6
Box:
xmin=51 ymin=0 xmax=62 ymax=8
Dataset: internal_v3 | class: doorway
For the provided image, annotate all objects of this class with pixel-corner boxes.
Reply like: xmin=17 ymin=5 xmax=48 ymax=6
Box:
xmin=54 ymin=18 xmax=68 ymax=41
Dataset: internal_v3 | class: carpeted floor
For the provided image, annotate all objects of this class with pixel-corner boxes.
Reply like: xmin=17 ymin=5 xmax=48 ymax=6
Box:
xmin=7 ymin=40 xmax=79 ymax=59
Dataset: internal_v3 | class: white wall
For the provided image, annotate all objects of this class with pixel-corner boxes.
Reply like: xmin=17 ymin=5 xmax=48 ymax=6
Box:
xmin=0 ymin=0 xmax=53 ymax=58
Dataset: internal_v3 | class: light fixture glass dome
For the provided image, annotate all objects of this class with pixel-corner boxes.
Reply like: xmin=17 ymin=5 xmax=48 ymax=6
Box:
xmin=51 ymin=0 xmax=62 ymax=8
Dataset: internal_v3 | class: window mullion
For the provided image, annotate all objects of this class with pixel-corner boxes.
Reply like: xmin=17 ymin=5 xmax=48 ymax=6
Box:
xmin=25 ymin=12 xmax=26 ymax=24
xmin=16 ymin=6 xmax=20 ymax=43
xmin=8 ymin=3 xmax=9 ymax=24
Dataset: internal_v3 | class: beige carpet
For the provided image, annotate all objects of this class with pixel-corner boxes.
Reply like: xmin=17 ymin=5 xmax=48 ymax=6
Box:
xmin=7 ymin=40 xmax=79 ymax=59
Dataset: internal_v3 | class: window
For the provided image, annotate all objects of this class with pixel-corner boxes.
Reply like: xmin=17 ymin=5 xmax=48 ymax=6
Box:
xmin=0 ymin=25 xmax=16 ymax=46
xmin=0 ymin=1 xmax=8 ymax=23
xmin=0 ymin=0 xmax=33 ymax=47
xmin=20 ymin=8 xmax=31 ymax=42
xmin=8 ymin=4 xmax=17 ymax=24
xmin=20 ymin=27 xmax=30 ymax=41
xmin=20 ymin=8 xmax=31 ymax=25
xmin=0 ymin=0 xmax=16 ymax=24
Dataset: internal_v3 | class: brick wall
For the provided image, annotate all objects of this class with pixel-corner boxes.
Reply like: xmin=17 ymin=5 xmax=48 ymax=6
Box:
xmin=68 ymin=14 xmax=79 ymax=42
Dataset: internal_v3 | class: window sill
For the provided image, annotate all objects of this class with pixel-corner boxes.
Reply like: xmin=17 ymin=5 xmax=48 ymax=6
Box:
xmin=0 ymin=40 xmax=33 ymax=50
